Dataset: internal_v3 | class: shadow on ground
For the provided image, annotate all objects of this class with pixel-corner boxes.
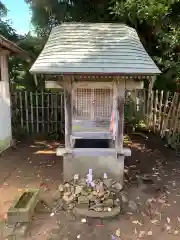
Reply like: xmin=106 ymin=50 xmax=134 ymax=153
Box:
xmin=1 ymin=134 xmax=180 ymax=239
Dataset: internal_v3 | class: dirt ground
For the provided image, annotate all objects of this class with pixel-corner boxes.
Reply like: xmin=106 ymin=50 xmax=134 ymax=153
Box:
xmin=0 ymin=134 xmax=180 ymax=239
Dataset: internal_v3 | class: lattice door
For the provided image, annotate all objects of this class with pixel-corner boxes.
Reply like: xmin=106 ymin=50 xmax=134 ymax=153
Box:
xmin=73 ymin=88 xmax=113 ymax=120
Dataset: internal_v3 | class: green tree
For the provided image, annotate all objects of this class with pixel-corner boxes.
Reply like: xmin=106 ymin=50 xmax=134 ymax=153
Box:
xmin=25 ymin=0 xmax=113 ymax=36
xmin=110 ymin=0 xmax=180 ymax=91
xmin=25 ymin=0 xmax=180 ymax=91
xmin=0 ymin=1 xmax=44 ymax=91
xmin=0 ymin=1 xmax=7 ymax=17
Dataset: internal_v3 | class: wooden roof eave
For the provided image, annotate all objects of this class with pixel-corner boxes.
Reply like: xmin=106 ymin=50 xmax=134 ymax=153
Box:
xmin=32 ymin=72 xmax=159 ymax=80
xmin=0 ymin=35 xmax=29 ymax=59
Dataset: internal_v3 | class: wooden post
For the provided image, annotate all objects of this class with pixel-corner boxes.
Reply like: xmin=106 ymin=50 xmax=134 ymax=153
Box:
xmin=173 ymin=101 xmax=180 ymax=138
xmin=19 ymin=92 xmax=24 ymax=129
xmin=30 ymin=92 xmax=34 ymax=133
xmin=161 ymin=92 xmax=176 ymax=138
xmin=41 ymin=92 xmax=45 ymax=132
xmin=158 ymin=90 xmax=164 ymax=132
xmin=64 ymin=76 xmax=72 ymax=148
xmin=147 ymin=76 xmax=155 ymax=127
xmin=36 ymin=92 xmax=39 ymax=133
xmin=115 ymin=79 xmax=124 ymax=150
xmin=168 ymin=93 xmax=179 ymax=138
xmin=153 ymin=90 xmax=158 ymax=132
xmin=24 ymin=91 xmax=29 ymax=133
xmin=0 ymin=52 xmax=9 ymax=82
xmin=160 ymin=91 xmax=169 ymax=137
xmin=0 ymin=52 xmax=10 ymax=97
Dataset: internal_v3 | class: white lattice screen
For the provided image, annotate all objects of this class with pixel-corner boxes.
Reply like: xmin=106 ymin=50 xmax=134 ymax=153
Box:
xmin=73 ymin=88 xmax=113 ymax=120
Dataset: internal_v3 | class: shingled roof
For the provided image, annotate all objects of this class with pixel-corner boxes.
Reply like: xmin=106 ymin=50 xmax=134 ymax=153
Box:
xmin=30 ymin=23 xmax=160 ymax=75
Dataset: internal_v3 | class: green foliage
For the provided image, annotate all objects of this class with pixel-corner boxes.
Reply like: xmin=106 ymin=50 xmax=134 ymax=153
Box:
xmin=25 ymin=0 xmax=180 ymax=91
xmin=0 ymin=1 xmax=7 ymax=17
xmin=0 ymin=15 xmax=44 ymax=91
xmin=109 ymin=0 xmax=180 ymax=91
xmin=2 ymin=0 xmax=180 ymax=91
xmin=25 ymin=0 xmax=113 ymax=36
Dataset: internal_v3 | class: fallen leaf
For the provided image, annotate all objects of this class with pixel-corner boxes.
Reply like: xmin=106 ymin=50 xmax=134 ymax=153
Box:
xmin=81 ymin=218 xmax=87 ymax=223
xmin=139 ymin=231 xmax=145 ymax=238
xmin=134 ymin=228 xmax=138 ymax=235
xmin=115 ymin=229 xmax=121 ymax=237
xmin=165 ymin=224 xmax=171 ymax=231
xmin=147 ymin=230 xmax=153 ymax=236
xmin=167 ymin=217 xmax=171 ymax=224
xmin=147 ymin=198 xmax=156 ymax=203
xmin=127 ymin=212 xmax=133 ymax=215
xmin=132 ymin=220 xmax=142 ymax=226
xmin=151 ymin=219 xmax=159 ymax=224
xmin=157 ymin=199 xmax=165 ymax=204
xmin=174 ymin=230 xmax=179 ymax=235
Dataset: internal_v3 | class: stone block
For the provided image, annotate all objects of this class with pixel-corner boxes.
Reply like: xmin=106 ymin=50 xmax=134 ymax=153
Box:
xmin=8 ymin=189 xmax=40 ymax=224
xmin=103 ymin=199 xmax=114 ymax=207
xmin=0 ymin=221 xmax=15 ymax=239
xmin=74 ymin=206 xmax=121 ymax=219
xmin=8 ymin=223 xmax=29 ymax=240
xmin=78 ymin=196 xmax=89 ymax=205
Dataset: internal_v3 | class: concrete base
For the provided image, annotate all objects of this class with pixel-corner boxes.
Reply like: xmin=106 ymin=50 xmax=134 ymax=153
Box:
xmin=63 ymin=154 xmax=124 ymax=185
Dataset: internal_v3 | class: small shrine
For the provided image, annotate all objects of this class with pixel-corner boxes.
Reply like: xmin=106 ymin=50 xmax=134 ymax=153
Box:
xmin=30 ymin=23 xmax=160 ymax=186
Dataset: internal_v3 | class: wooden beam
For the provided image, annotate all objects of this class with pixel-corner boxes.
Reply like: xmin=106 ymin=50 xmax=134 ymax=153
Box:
xmin=56 ymin=147 xmax=131 ymax=157
xmin=0 ymin=35 xmax=28 ymax=57
xmin=64 ymin=76 xmax=72 ymax=148
xmin=0 ymin=54 xmax=9 ymax=82
xmin=115 ymin=78 xmax=125 ymax=150
xmin=45 ymin=80 xmax=62 ymax=89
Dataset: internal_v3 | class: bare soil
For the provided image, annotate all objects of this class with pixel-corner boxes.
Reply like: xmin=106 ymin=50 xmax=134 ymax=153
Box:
xmin=0 ymin=134 xmax=180 ymax=240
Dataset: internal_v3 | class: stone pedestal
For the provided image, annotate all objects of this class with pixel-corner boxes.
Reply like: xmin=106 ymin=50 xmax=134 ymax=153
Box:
xmin=63 ymin=154 xmax=125 ymax=185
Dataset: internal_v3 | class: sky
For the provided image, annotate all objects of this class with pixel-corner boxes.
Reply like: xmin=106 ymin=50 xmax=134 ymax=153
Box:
xmin=2 ymin=0 xmax=32 ymax=35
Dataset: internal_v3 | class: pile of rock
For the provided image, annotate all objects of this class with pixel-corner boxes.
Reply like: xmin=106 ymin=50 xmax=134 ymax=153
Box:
xmin=57 ymin=177 xmax=124 ymax=213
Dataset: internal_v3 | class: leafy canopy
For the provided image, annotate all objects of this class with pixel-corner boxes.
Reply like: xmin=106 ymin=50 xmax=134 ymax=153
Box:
xmin=25 ymin=0 xmax=180 ymax=91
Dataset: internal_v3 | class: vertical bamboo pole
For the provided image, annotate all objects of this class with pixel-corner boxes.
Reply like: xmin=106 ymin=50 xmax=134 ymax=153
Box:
xmin=173 ymin=101 xmax=180 ymax=137
xmin=41 ymin=92 xmax=45 ymax=132
xmin=36 ymin=92 xmax=39 ymax=133
xmin=168 ymin=93 xmax=179 ymax=138
xmin=30 ymin=92 xmax=34 ymax=133
xmin=153 ymin=90 xmax=158 ymax=132
xmin=160 ymin=91 xmax=170 ymax=137
xmin=147 ymin=88 xmax=151 ymax=127
xmin=13 ymin=92 xmax=18 ymax=129
xmin=149 ymin=90 xmax=154 ymax=128
xmin=143 ymin=89 xmax=146 ymax=121
xmin=161 ymin=92 xmax=176 ymax=138
xmin=55 ymin=93 xmax=58 ymax=134
xmin=50 ymin=93 xmax=53 ymax=133
xmin=158 ymin=90 xmax=164 ymax=132
xmin=47 ymin=93 xmax=50 ymax=132
xmin=19 ymin=92 xmax=23 ymax=129
xmin=25 ymin=91 xmax=29 ymax=133
xmin=60 ymin=91 xmax=63 ymax=134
